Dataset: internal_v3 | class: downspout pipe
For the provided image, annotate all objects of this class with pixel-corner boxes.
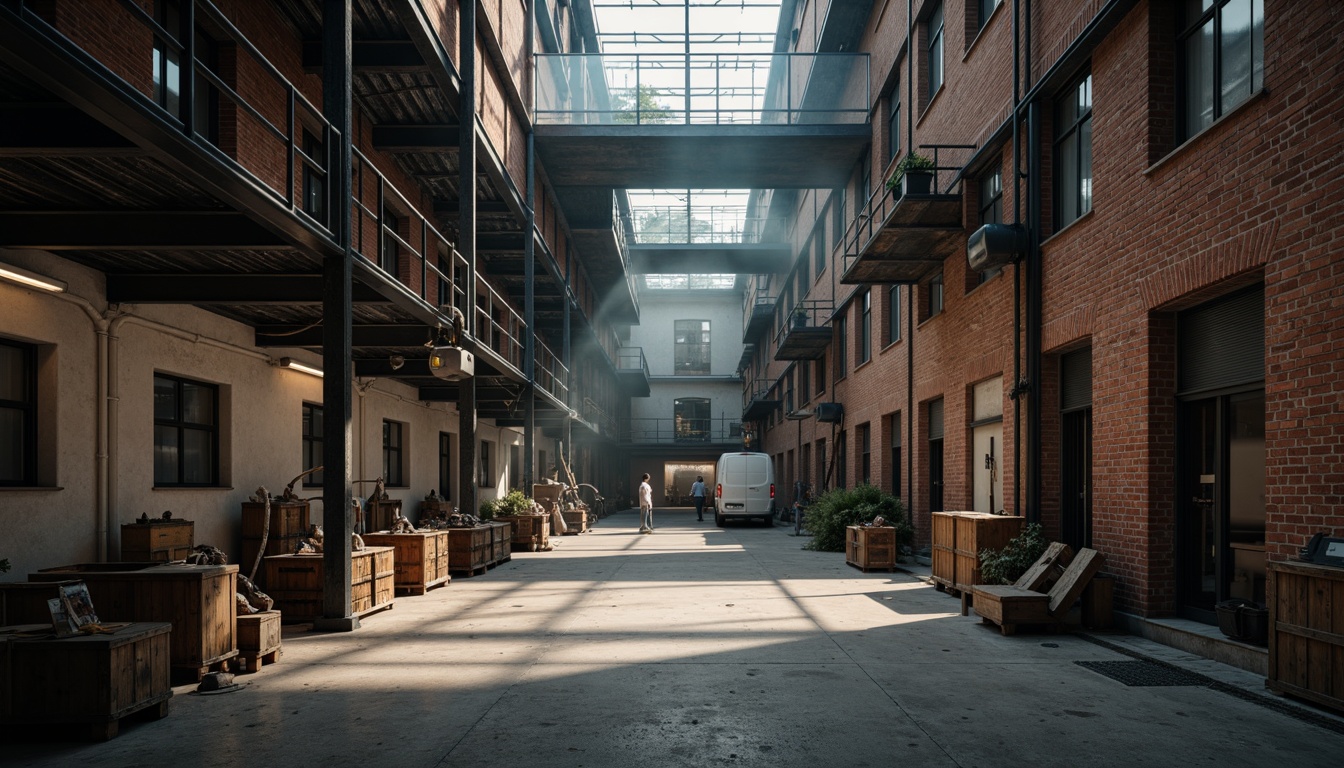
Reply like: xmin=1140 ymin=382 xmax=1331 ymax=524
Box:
xmin=1024 ymin=0 xmax=1042 ymax=525
xmin=1011 ymin=0 xmax=1023 ymax=518
xmin=54 ymin=292 xmax=109 ymax=561
xmin=524 ymin=0 xmax=536 ymax=490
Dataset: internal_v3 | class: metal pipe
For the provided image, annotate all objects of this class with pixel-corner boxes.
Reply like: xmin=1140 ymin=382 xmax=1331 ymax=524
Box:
xmin=524 ymin=0 xmax=535 ymax=490
xmin=458 ymin=0 xmax=478 ymax=520
xmin=1012 ymin=0 xmax=1023 ymax=518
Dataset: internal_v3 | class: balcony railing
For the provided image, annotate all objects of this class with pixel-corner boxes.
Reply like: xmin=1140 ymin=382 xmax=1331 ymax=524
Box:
xmin=620 ymin=417 xmax=742 ymax=444
xmin=617 ymin=346 xmax=650 ymax=377
xmin=630 ymin=205 xmax=768 ymax=244
xmin=536 ymin=53 xmax=869 ymax=126
xmin=742 ymin=377 xmax=782 ymax=421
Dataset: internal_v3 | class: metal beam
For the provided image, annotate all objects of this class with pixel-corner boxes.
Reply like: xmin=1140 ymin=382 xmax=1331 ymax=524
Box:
xmin=353 ymin=358 xmax=432 ymax=378
xmin=302 ymin=39 xmax=425 ymax=72
xmin=107 ymin=274 xmax=389 ymax=304
xmin=433 ymin=200 xmax=511 ymax=218
xmin=371 ymin=124 xmax=460 ymax=152
xmin=0 ymin=103 xmax=139 ymax=156
xmin=419 ymin=385 xmax=519 ymax=402
xmin=476 ymin=232 xmax=527 ymax=252
xmin=256 ymin=324 xmax=430 ymax=348
xmin=0 ymin=211 xmax=287 ymax=250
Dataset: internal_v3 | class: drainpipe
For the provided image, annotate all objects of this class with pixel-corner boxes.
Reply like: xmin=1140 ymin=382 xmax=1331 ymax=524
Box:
xmin=524 ymin=0 xmax=536 ymax=490
xmin=54 ymin=292 xmax=110 ymax=561
xmin=906 ymin=283 xmax=914 ymax=527
xmin=1024 ymin=0 xmax=1043 ymax=525
xmin=1011 ymin=0 xmax=1023 ymax=518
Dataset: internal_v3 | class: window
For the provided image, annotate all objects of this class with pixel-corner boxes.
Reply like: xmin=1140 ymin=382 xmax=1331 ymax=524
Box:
xmin=509 ymin=444 xmax=522 ymax=490
xmin=814 ymin=232 xmax=825 ymax=279
xmin=1055 ymin=72 xmax=1093 ymax=228
xmin=479 ymin=440 xmax=494 ymax=487
xmin=978 ymin=0 xmax=1001 ymax=33
xmin=301 ymin=403 xmax=323 ymax=486
xmin=859 ymin=290 xmax=872 ymax=365
xmin=153 ymin=373 xmax=218 ymax=486
xmin=0 ymin=340 xmax=36 ymax=486
xmin=927 ymin=272 xmax=945 ymax=317
xmin=799 ymin=360 xmax=810 ymax=405
xmin=152 ymin=1 xmax=217 ymax=143
xmin=816 ymin=352 xmax=827 ymax=395
xmin=889 ymin=412 xmax=902 ymax=496
xmin=301 ymin=130 xmax=326 ymax=225
xmin=833 ymin=189 xmax=845 ymax=248
xmin=927 ymin=2 xmax=945 ymax=101
xmin=836 ymin=429 xmax=848 ymax=489
xmin=1180 ymin=0 xmax=1264 ymax=139
xmin=816 ymin=438 xmax=826 ymax=491
xmin=834 ymin=312 xmax=848 ymax=378
xmin=977 ymin=170 xmax=1004 ymax=284
xmin=858 ymin=422 xmax=871 ymax=485
xmin=675 ymin=398 xmax=711 ymax=441
xmin=887 ymin=285 xmax=902 ymax=345
xmin=674 ymin=320 xmax=711 ymax=375
xmin=382 ymin=420 xmax=405 ymax=486
xmin=888 ymin=87 xmax=901 ymax=161
xmin=438 ymin=432 xmax=453 ymax=499
xmin=381 ymin=206 xmax=404 ymax=279
xmin=859 ymin=151 xmax=872 ymax=208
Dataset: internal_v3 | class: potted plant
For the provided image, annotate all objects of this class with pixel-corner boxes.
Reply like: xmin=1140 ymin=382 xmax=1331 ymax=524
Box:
xmin=885 ymin=152 xmax=936 ymax=198
xmin=791 ymin=305 xmax=809 ymax=328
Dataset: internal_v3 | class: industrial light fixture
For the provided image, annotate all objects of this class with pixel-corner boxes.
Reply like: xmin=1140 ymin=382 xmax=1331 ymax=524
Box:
xmin=389 ymin=355 xmax=405 ymax=371
xmin=278 ymin=357 xmax=324 ymax=378
xmin=785 ymin=408 xmax=814 ymax=421
xmin=0 ymin=261 xmax=66 ymax=293
xmin=428 ymin=345 xmax=474 ymax=381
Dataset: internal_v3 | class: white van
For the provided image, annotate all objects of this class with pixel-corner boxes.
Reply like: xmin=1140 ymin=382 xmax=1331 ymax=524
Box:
xmin=714 ymin=452 xmax=775 ymax=526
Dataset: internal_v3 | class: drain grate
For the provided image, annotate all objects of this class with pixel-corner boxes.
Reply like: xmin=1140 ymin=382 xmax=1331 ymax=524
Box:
xmin=1075 ymin=660 xmax=1208 ymax=687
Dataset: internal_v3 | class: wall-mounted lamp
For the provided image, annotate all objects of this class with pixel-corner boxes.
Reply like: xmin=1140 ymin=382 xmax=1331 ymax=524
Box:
xmin=278 ymin=357 xmax=324 ymax=378
xmin=0 ymin=261 xmax=66 ymax=293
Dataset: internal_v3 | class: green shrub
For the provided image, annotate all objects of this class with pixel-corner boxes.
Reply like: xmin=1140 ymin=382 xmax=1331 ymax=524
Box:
xmin=495 ymin=489 xmax=533 ymax=517
xmin=477 ymin=498 xmax=499 ymax=520
xmin=978 ymin=523 xmax=1048 ymax=585
xmin=802 ymin=485 xmax=911 ymax=553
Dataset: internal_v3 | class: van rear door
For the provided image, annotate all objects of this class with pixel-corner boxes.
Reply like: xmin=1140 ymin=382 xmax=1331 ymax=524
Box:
xmin=742 ymin=454 xmax=769 ymax=512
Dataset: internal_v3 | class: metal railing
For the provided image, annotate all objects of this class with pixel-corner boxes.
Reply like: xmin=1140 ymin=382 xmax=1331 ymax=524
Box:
xmin=840 ymin=144 xmax=978 ymax=274
xmin=616 ymin=346 xmax=650 ymax=378
xmin=620 ymin=417 xmax=742 ymax=444
xmin=773 ymin=298 xmax=835 ymax=349
xmin=629 ymin=204 xmax=768 ymax=244
xmin=536 ymin=52 xmax=869 ymax=126
xmin=743 ymin=377 xmax=780 ymax=413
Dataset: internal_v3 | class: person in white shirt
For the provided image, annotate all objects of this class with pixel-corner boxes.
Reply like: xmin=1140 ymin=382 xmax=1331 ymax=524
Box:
xmin=638 ymin=473 xmax=654 ymax=533
xmin=690 ymin=476 xmax=707 ymax=521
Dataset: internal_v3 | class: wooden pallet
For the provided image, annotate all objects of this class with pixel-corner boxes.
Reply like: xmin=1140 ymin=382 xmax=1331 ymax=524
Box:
xmin=973 ymin=548 xmax=1103 ymax=635
xmin=237 ymin=647 xmax=281 ymax=674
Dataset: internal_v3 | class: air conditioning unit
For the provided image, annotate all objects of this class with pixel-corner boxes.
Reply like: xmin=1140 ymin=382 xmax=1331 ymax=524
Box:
xmin=967 ymin=223 xmax=1028 ymax=273
xmin=428 ymin=346 xmax=474 ymax=381
xmin=816 ymin=402 xmax=844 ymax=423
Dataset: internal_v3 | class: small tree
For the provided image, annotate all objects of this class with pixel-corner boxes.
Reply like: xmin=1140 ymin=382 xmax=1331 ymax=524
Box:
xmin=612 ymin=85 xmax=673 ymax=124
xmin=495 ymin=489 xmax=533 ymax=516
xmin=803 ymin=484 xmax=911 ymax=553
xmin=978 ymin=523 xmax=1049 ymax=585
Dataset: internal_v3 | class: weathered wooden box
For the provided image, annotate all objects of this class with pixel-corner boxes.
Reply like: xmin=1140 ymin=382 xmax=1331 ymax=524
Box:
xmin=846 ymin=526 xmax=897 ymax=572
xmin=2 ymin=622 xmax=173 ymax=740
xmin=447 ymin=526 xmax=494 ymax=575
xmin=495 ymin=514 xmax=550 ymax=552
xmin=365 ymin=499 xmax=403 ymax=533
xmin=970 ymin=585 xmax=1053 ymax=628
xmin=236 ymin=610 xmax=282 ymax=673
xmin=241 ymin=500 xmax=310 ymax=583
xmin=931 ymin=512 xmax=1024 ymax=593
xmin=1267 ymin=560 xmax=1344 ymax=714
xmin=120 ymin=519 xmax=194 ymax=562
xmin=361 ymin=531 xmax=451 ymax=594
xmin=0 ymin=580 xmax=78 ymax=626
xmin=489 ymin=521 xmax=512 ymax=564
xmin=418 ymin=499 xmax=453 ymax=524
xmin=30 ymin=563 xmax=237 ymax=681
xmin=262 ymin=547 xmax=396 ymax=623
xmin=560 ymin=508 xmax=589 ymax=535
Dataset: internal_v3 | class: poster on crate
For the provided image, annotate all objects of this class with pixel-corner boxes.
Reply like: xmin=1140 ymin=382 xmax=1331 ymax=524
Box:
xmin=46 ymin=597 xmax=76 ymax=637
xmin=58 ymin=582 xmax=100 ymax=631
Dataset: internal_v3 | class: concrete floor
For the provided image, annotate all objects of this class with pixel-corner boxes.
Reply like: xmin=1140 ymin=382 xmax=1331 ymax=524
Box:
xmin=7 ymin=508 xmax=1344 ymax=767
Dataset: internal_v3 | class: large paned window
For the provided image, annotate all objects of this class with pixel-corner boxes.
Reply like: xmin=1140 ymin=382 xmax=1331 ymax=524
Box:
xmin=1055 ymin=72 xmax=1093 ymax=228
xmin=887 ymin=285 xmax=902 ymax=345
xmin=1180 ymin=0 xmax=1264 ymax=139
xmin=814 ymin=232 xmax=825 ymax=279
xmin=674 ymin=320 xmax=711 ymax=375
xmin=383 ymin=420 xmax=405 ymax=486
xmin=381 ymin=206 xmax=404 ymax=279
xmin=152 ymin=1 xmax=217 ymax=143
xmin=927 ymin=2 xmax=945 ymax=101
xmin=0 ymin=340 xmax=36 ymax=486
xmin=889 ymin=412 xmax=902 ymax=497
xmin=978 ymin=0 xmax=1001 ymax=33
xmin=836 ymin=429 xmax=848 ymax=489
xmin=888 ymin=87 xmax=901 ymax=161
xmin=301 ymin=130 xmax=326 ymax=225
xmin=816 ymin=352 xmax=827 ymax=395
xmin=153 ymin=373 xmax=218 ymax=486
xmin=301 ymin=403 xmax=323 ymax=486
xmin=799 ymin=360 xmax=811 ymax=405
xmin=927 ymin=272 xmax=945 ymax=318
xmin=858 ymin=423 xmax=871 ymax=485
xmin=859 ymin=290 xmax=872 ymax=365
xmin=977 ymin=170 xmax=1004 ymax=284
xmin=479 ymin=440 xmax=494 ymax=488
xmin=438 ymin=432 xmax=453 ymax=499
xmin=510 ymin=444 xmax=522 ymax=490
xmin=676 ymin=397 xmax=711 ymax=442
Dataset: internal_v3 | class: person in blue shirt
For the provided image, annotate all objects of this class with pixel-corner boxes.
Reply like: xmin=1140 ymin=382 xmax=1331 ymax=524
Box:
xmin=690 ymin=475 xmax=707 ymax=521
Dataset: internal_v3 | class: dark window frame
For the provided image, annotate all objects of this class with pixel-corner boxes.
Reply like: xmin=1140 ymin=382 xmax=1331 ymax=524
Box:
xmin=859 ymin=290 xmax=872 ymax=365
xmin=1054 ymin=71 xmax=1094 ymax=229
xmin=438 ymin=431 xmax=453 ymax=499
xmin=927 ymin=2 xmax=945 ymax=101
xmin=816 ymin=352 xmax=827 ymax=395
xmin=888 ymin=87 xmax=901 ymax=161
xmin=0 ymin=338 xmax=37 ymax=486
xmin=887 ymin=284 xmax=902 ymax=345
xmin=674 ymin=319 xmax=712 ymax=375
xmin=859 ymin=422 xmax=871 ymax=486
xmin=301 ymin=402 xmax=323 ymax=487
xmin=834 ymin=311 xmax=848 ymax=379
xmin=1178 ymin=0 xmax=1265 ymax=141
xmin=382 ymin=419 xmax=405 ymax=487
xmin=479 ymin=439 xmax=495 ymax=488
xmin=927 ymin=272 xmax=945 ymax=318
xmin=153 ymin=372 xmax=219 ymax=487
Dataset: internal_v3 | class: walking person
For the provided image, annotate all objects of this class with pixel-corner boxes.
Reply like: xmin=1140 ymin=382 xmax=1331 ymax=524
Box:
xmin=690 ymin=475 xmax=707 ymax=521
xmin=638 ymin=473 xmax=654 ymax=534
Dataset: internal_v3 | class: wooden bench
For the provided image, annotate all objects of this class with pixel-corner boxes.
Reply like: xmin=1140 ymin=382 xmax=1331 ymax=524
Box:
xmin=972 ymin=547 xmax=1104 ymax=635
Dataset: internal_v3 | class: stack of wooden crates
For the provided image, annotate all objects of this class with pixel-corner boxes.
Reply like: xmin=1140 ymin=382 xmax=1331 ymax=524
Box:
xmin=241 ymin=500 xmax=310 ymax=584
xmin=931 ymin=512 xmax=1024 ymax=597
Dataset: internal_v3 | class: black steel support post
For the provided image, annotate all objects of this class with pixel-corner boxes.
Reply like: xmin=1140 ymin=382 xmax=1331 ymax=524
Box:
xmin=563 ymin=240 xmax=572 ymax=471
xmin=317 ymin=0 xmax=357 ymax=632
xmin=524 ymin=130 xmax=536 ymax=489
xmin=1026 ymin=100 xmax=1043 ymax=525
xmin=458 ymin=0 xmax=478 ymax=518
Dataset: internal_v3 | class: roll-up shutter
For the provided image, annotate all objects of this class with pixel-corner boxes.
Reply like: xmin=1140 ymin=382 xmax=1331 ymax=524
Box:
xmin=1061 ymin=348 xmax=1092 ymax=411
xmin=928 ymin=398 xmax=945 ymax=440
xmin=1178 ymin=286 xmax=1264 ymax=395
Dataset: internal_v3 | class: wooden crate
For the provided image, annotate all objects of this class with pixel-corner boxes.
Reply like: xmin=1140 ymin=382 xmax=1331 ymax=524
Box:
xmin=846 ymin=526 xmax=898 ymax=572
xmin=495 ymin=514 xmax=550 ymax=552
xmin=418 ymin=499 xmax=453 ymax=524
xmin=364 ymin=499 xmax=403 ymax=533
xmin=362 ymin=531 xmax=451 ymax=594
xmin=446 ymin=526 xmax=494 ymax=575
xmin=262 ymin=547 xmax=396 ymax=623
xmin=489 ymin=521 xmax=512 ymax=565
xmin=2 ymin=622 xmax=172 ymax=740
xmin=236 ymin=610 xmax=282 ymax=674
xmin=1267 ymin=560 xmax=1344 ymax=714
xmin=120 ymin=520 xmax=194 ymax=562
xmin=560 ymin=508 xmax=589 ymax=535
xmin=931 ymin=512 xmax=1024 ymax=594
xmin=0 ymin=580 xmax=78 ymax=626
xmin=241 ymin=500 xmax=310 ymax=584
xmin=30 ymin=563 xmax=237 ymax=681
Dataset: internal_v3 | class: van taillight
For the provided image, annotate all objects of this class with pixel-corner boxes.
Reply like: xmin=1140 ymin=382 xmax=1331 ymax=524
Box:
xmin=716 ymin=483 xmax=722 ymax=498
xmin=770 ymin=483 xmax=775 ymax=498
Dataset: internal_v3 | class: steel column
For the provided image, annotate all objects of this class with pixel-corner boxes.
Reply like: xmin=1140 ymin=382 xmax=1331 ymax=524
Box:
xmin=458 ymin=0 xmax=478 ymax=518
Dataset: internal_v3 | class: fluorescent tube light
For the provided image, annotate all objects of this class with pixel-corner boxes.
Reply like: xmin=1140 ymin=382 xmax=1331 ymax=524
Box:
xmin=0 ymin=262 xmax=66 ymax=292
xmin=278 ymin=357 xmax=324 ymax=378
